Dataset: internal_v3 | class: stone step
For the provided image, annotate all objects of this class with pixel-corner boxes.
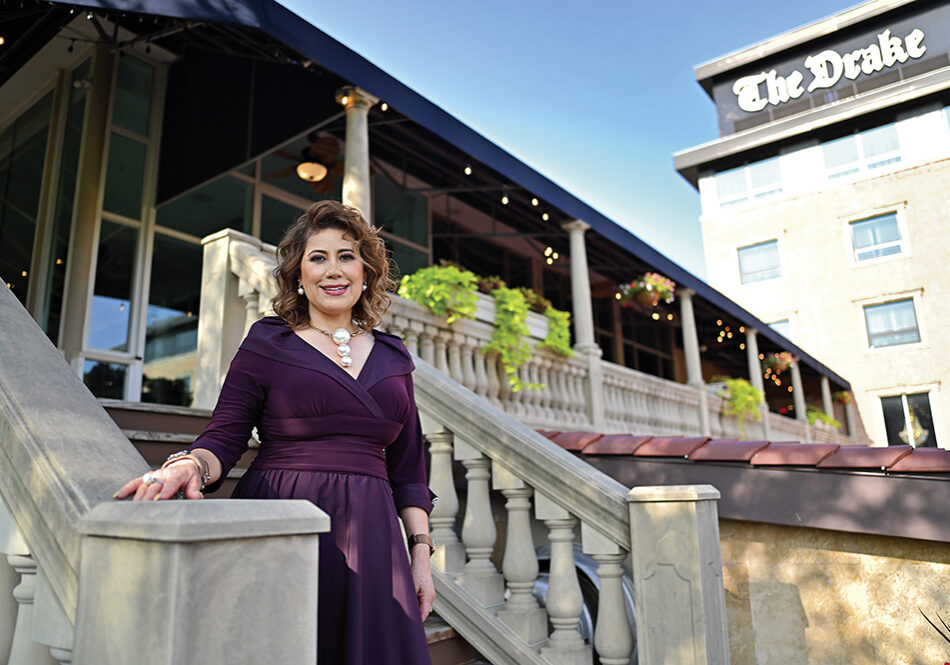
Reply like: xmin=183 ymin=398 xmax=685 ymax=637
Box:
xmin=425 ymin=615 xmax=482 ymax=665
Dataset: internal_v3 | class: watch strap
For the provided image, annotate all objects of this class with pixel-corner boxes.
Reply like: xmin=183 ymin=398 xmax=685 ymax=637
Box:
xmin=407 ymin=533 xmax=434 ymax=556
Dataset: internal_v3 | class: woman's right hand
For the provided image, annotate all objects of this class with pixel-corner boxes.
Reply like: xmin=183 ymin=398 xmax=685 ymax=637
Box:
xmin=113 ymin=460 xmax=205 ymax=501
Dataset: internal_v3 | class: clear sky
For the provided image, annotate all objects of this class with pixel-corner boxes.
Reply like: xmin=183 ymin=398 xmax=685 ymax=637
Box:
xmin=278 ymin=0 xmax=859 ymax=279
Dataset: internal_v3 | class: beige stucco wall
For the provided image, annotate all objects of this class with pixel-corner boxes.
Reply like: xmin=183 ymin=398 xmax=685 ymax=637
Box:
xmin=701 ymin=156 xmax=950 ymax=447
xmin=720 ymin=518 xmax=950 ymax=665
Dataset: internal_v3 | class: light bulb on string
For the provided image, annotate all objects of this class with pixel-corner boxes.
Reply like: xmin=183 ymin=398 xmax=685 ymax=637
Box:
xmin=464 ymin=165 xmax=472 ymax=175
xmin=380 ymin=102 xmax=388 ymax=111
xmin=531 ymin=197 xmax=539 ymax=206
xmin=541 ymin=212 xmax=549 ymax=221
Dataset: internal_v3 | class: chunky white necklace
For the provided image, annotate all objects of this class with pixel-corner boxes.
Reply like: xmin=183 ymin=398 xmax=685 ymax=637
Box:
xmin=310 ymin=324 xmax=364 ymax=367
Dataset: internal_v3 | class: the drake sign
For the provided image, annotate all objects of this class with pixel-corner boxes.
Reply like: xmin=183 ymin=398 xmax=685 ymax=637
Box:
xmin=733 ymin=28 xmax=927 ymax=112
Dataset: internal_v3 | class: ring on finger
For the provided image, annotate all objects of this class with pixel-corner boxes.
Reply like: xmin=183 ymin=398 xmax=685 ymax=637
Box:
xmin=142 ymin=472 xmax=165 ymax=485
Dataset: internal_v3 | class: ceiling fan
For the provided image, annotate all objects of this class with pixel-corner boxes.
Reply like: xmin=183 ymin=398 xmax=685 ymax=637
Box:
xmin=263 ymin=134 xmax=344 ymax=196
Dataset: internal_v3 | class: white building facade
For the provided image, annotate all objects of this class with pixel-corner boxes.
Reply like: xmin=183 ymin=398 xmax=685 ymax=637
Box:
xmin=676 ymin=0 xmax=950 ymax=447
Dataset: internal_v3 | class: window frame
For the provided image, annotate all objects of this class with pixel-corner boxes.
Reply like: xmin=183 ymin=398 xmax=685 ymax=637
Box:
xmin=878 ymin=390 xmax=940 ymax=448
xmin=846 ymin=210 xmax=909 ymax=265
xmin=862 ymin=297 xmax=922 ymax=349
xmin=714 ymin=155 xmax=784 ymax=210
xmin=737 ymin=239 xmax=782 ymax=285
xmin=822 ymin=122 xmax=902 ymax=180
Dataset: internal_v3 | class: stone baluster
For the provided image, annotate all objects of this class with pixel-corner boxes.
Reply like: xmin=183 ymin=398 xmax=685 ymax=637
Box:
xmin=426 ymin=428 xmax=465 ymax=574
xmin=526 ymin=357 xmax=544 ymax=422
xmin=538 ymin=357 xmax=554 ymax=423
xmin=546 ymin=361 xmax=565 ymax=425
xmin=570 ymin=364 xmax=588 ymax=427
xmin=402 ymin=323 xmax=420 ymax=356
xmin=1 ymin=502 xmax=56 ymax=665
xmin=581 ymin=524 xmax=634 ymax=665
xmin=7 ymin=555 xmax=57 ymax=665
xmin=493 ymin=464 xmax=547 ymax=647
xmin=535 ymin=492 xmax=592 ymax=665
xmin=419 ymin=328 xmax=436 ymax=365
xmin=473 ymin=342 xmax=489 ymax=397
xmin=485 ymin=349 xmax=503 ymax=408
xmin=509 ymin=365 xmax=527 ymax=419
xmin=497 ymin=354 xmax=514 ymax=414
xmin=448 ymin=335 xmax=464 ymax=385
xmin=386 ymin=317 xmax=405 ymax=344
xmin=459 ymin=335 xmax=477 ymax=391
xmin=433 ymin=329 xmax=450 ymax=374
xmin=455 ymin=438 xmax=505 ymax=607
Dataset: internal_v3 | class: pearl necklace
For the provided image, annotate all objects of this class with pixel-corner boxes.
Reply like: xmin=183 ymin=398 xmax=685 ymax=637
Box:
xmin=310 ymin=324 xmax=364 ymax=368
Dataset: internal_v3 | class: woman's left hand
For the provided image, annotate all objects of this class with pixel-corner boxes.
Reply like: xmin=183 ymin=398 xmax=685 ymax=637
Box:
xmin=410 ymin=555 xmax=435 ymax=621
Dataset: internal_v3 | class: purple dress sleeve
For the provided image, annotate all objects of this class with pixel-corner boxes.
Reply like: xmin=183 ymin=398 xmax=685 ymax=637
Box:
xmin=189 ymin=348 xmax=265 ymax=491
xmin=386 ymin=373 xmax=437 ymax=514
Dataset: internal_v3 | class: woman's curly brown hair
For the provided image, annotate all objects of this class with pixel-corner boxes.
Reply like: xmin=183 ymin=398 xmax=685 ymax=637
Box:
xmin=272 ymin=201 xmax=396 ymax=330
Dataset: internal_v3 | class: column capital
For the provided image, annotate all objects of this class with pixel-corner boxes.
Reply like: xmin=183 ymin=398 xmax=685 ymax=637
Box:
xmin=334 ymin=85 xmax=379 ymax=111
xmin=679 ymin=287 xmax=695 ymax=299
xmin=561 ymin=219 xmax=590 ymax=234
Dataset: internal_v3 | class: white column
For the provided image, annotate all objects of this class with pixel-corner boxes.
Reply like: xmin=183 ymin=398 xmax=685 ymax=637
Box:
xmin=335 ymin=86 xmax=379 ymax=220
xmin=561 ymin=220 xmax=604 ymax=431
xmin=679 ymin=289 xmax=710 ymax=436
xmin=745 ymin=328 xmax=770 ymax=439
xmin=790 ymin=358 xmax=810 ymax=442
xmin=821 ymin=376 xmax=834 ymax=420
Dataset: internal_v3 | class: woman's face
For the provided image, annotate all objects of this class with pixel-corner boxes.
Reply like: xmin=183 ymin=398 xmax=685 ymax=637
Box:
xmin=298 ymin=228 xmax=365 ymax=322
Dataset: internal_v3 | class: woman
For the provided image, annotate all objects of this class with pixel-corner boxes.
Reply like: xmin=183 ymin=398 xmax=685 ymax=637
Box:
xmin=116 ymin=200 xmax=436 ymax=665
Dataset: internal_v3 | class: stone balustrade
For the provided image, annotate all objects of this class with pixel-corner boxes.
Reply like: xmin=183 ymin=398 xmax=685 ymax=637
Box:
xmin=194 ymin=229 xmax=854 ymax=446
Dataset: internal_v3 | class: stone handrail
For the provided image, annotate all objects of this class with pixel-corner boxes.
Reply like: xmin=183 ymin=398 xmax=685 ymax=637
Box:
xmin=0 ymin=283 xmax=329 ymax=664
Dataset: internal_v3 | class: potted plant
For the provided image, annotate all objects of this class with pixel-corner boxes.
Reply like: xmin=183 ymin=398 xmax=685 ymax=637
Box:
xmin=762 ymin=351 xmax=793 ymax=375
xmin=832 ymin=390 xmax=853 ymax=405
xmin=617 ymin=272 xmax=675 ymax=308
xmin=715 ymin=376 xmax=763 ymax=438
xmin=806 ymin=405 xmax=841 ymax=429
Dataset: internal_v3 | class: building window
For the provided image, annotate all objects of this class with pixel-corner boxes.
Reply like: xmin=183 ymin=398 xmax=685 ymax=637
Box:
xmin=849 ymin=213 xmax=903 ymax=261
xmin=768 ymin=319 xmax=791 ymax=339
xmin=863 ymin=298 xmax=920 ymax=348
xmin=737 ymin=240 xmax=781 ymax=284
xmin=881 ymin=392 xmax=938 ymax=447
xmin=715 ymin=156 xmax=782 ymax=208
xmin=823 ymin=123 xmax=900 ymax=179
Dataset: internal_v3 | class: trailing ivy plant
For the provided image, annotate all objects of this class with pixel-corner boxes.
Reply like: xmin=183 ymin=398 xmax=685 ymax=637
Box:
xmin=717 ymin=377 xmax=763 ymax=438
xmin=397 ymin=264 xmax=478 ymax=324
xmin=484 ymin=286 xmax=536 ymax=391
xmin=806 ymin=405 xmax=841 ymax=429
xmin=539 ymin=306 xmax=574 ymax=358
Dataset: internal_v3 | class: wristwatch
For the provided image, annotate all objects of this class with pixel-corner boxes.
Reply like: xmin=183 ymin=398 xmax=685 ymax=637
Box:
xmin=407 ymin=533 xmax=434 ymax=556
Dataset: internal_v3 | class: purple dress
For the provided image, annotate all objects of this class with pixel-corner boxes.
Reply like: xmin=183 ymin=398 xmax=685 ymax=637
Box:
xmin=190 ymin=316 xmax=434 ymax=665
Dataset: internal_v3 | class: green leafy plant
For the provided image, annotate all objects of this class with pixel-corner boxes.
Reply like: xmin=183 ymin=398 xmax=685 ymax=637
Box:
xmin=832 ymin=390 xmax=853 ymax=405
xmin=476 ymin=273 xmax=506 ymax=294
xmin=716 ymin=377 xmax=763 ymax=438
xmin=398 ymin=264 xmax=478 ymax=324
xmin=539 ymin=306 xmax=574 ymax=358
xmin=484 ymin=286 xmax=536 ymax=391
xmin=806 ymin=405 xmax=841 ymax=429
xmin=516 ymin=286 xmax=552 ymax=314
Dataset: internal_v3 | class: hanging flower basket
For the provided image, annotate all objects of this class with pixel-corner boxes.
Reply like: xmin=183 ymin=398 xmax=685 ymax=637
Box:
xmin=617 ymin=272 xmax=675 ymax=309
xmin=832 ymin=390 xmax=853 ymax=405
xmin=762 ymin=351 xmax=793 ymax=375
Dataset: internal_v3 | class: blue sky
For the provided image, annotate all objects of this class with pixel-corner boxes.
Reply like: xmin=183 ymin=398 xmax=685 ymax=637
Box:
xmin=278 ymin=0 xmax=858 ymax=278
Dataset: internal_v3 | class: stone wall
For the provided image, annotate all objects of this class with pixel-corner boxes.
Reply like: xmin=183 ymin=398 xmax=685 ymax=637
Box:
xmin=719 ymin=518 xmax=950 ymax=665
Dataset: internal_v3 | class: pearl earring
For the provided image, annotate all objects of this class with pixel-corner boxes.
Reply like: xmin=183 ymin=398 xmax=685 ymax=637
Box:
xmin=297 ymin=282 xmax=304 ymax=296
xmin=362 ymin=282 xmax=368 ymax=292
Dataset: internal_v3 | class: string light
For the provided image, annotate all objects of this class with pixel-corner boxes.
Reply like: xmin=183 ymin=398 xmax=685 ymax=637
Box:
xmin=463 ymin=165 xmax=472 ymax=175
xmin=716 ymin=319 xmax=723 ymax=326
xmin=667 ymin=313 xmax=674 ymax=321
xmin=531 ymin=197 xmax=539 ymax=206
xmin=541 ymin=212 xmax=549 ymax=221
xmin=380 ymin=102 xmax=388 ymax=111
xmin=21 ymin=270 xmax=27 ymax=277
xmin=546 ymin=258 xmax=553 ymax=265
xmin=739 ymin=343 xmax=745 ymax=349
xmin=340 ymin=95 xmax=349 ymax=105
xmin=787 ymin=386 xmax=793 ymax=393
xmin=615 ymin=292 xmax=622 ymax=300
xmin=551 ymin=252 xmax=558 ymax=260
xmin=544 ymin=247 xmax=553 ymax=257
xmin=55 ymin=258 xmax=63 ymax=265
xmin=739 ymin=326 xmax=745 ymax=333
xmin=759 ymin=353 xmax=765 ymax=360
xmin=0 ymin=37 xmax=5 ymax=46
xmin=652 ymin=312 xmax=660 ymax=320
xmin=501 ymin=195 xmax=509 ymax=205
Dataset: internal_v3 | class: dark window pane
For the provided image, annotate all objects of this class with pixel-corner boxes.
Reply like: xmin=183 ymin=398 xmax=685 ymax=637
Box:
xmin=142 ymin=234 xmax=201 ymax=406
xmin=388 ymin=241 xmax=428 ymax=280
xmin=881 ymin=395 xmax=905 ymax=446
xmin=374 ymin=172 xmax=428 ymax=247
xmin=83 ymin=360 xmax=127 ymax=399
xmin=89 ymin=220 xmax=137 ymax=351
xmin=44 ymin=59 xmax=91 ymax=342
xmin=261 ymin=196 xmax=303 ymax=246
xmin=103 ymin=132 xmax=146 ymax=219
xmin=0 ymin=92 xmax=53 ymax=305
xmin=156 ymin=175 xmax=252 ymax=238
xmin=113 ymin=54 xmax=153 ymax=136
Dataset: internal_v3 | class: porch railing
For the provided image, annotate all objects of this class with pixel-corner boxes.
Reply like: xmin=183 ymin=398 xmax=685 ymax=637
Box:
xmin=195 ymin=228 xmax=854 ymax=446
xmin=0 ymin=283 xmax=329 ymax=665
